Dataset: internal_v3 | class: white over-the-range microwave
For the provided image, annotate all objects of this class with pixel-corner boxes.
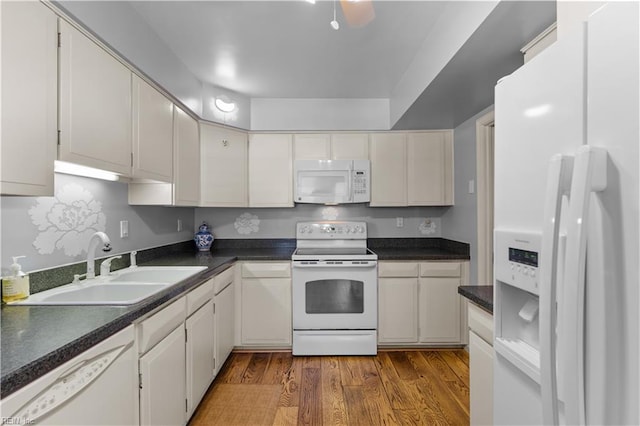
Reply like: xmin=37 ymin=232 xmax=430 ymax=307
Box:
xmin=293 ymin=159 xmax=370 ymax=204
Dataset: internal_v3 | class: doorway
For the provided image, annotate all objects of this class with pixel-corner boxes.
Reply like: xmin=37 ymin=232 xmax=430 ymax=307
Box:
xmin=476 ymin=111 xmax=495 ymax=285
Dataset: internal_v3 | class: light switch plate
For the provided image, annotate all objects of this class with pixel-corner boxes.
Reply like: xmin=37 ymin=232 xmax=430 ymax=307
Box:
xmin=120 ymin=220 xmax=129 ymax=238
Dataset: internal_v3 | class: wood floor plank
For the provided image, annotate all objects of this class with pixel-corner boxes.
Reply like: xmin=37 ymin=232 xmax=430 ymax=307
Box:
xmin=272 ymin=407 xmax=299 ymax=426
xmin=242 ymin=352 xmax=271 ymax=384
xmin=216 ymin=352 xmax=252 ymax=384
xmin=339 ymin=356 xmax=378 ymax=386
xmin=278 ymin=355 xmax=304 ymax=407
xmin=423 ymin=352 xmax=470 ymax=412
xmin=262 ymin=352 xmax=294 ymax=385
xmin=321 ymin=357 xmax=349 ymax=426
xmin=362 ymin=362 xmax=398 ymax=425
xmin=297 ymin=367 xmax=322 ymax=425
xmin=374 ymin=352 xmax=428 ymax=412
xmin=406 ymin=351 xmax=469 ymax=424
xmin=343 ymin=385 xmax=375 ymax=426
xmin=439 ymin=350 xmax=470 ymax=384
xmin=302 ymin=356 xmax=321 ymax=369
xmin=387 ymin=351 xmax=419 ymax=381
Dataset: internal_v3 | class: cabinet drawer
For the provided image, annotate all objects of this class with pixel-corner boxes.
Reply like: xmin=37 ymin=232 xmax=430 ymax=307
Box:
xmin=213 ymin=265 xmax=235 ymax=295
xmin=420 ymin=262 xmax=461 ymax=277
xmin=468 ymin=302 xmax=493 ymax=345
xmin=186 ymin=279 xmax=214 ymax=317
xmin=378 ymin=262 xmax=419 ymax=278
xmin=137 ymin=297 xmax=186 ymax=354
xmin=242 ymin=262 xmax=291 ymax=278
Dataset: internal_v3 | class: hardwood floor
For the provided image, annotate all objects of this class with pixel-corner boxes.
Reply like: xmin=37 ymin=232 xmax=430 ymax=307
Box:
xmin=189 ymin=350 xmax=469 ymax=426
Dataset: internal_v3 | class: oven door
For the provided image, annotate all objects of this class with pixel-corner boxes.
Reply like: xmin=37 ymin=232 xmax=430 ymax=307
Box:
xmin=292 ymin=260 xmax=377 ymax=330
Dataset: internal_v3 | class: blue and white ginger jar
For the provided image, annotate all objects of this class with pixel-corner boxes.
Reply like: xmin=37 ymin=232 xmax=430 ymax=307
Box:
xmin=194 ymin=222 xmax=214 ymax=251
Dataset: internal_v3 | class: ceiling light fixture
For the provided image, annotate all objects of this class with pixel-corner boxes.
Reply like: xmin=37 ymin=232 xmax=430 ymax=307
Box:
xmin=214 ymin=97 xmax=236 ymax=113
xmin=330 ymin=0 xmax=340 ymax=30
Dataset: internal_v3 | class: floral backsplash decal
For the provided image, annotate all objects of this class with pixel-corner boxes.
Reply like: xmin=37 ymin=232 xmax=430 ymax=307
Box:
xmin=419 ymin=218 xmax=437 ymax=235
xmin=28 ymin=183 xmax=107 ymax=256
xmin=321 ymin=207 xmax=339 ymax=220
xmin=234 ymin=212 xmax=260 ymax=235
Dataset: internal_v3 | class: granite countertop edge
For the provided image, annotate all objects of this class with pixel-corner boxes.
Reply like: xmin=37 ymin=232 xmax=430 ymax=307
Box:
xmin=458 ymin=285 xmax=494 ymax=313
xmin=1 ymin=240 xmax=470 ymax=398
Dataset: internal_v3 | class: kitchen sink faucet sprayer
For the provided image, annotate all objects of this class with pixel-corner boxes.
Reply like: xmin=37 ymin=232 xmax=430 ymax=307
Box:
xmin=86 ymin=231 xmax=112 ymax=279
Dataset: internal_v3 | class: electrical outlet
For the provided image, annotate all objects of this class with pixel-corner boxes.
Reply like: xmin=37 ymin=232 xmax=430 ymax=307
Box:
xmin=120 ymin=220 xmax=129 ymax=238
xmin=396 ymin=217 xmax=404 ymax=228
xmin=469 ymin=179 xmax=475 ymax=194
xmin=177 ymin=219 xmax=183 ymax=232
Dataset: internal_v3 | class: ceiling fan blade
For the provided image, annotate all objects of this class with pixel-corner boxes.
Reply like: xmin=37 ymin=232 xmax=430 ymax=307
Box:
xmin=340 ymin=0 xmax=375 ymax=28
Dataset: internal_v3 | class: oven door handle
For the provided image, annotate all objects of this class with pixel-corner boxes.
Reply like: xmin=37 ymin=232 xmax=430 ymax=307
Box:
xmin=292 ymin=262 xmax=377 ymax=269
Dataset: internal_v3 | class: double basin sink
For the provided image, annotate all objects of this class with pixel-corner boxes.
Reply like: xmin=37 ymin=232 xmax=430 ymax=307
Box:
xmin=13 ymin=266 xmax=207 ymax=306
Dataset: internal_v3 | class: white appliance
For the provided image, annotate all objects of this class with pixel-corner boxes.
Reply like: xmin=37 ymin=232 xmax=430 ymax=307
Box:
xmin=493 ymin=2 xmax=638 ymax=425
xmin=293 ymin=159 xmax=370 ymax=204
xmin=291 ymin=221 xmax=378 ymax=355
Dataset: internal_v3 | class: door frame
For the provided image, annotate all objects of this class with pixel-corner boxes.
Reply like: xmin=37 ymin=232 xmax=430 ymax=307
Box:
xmin=476 ymin=111 xmax=495 ymax=285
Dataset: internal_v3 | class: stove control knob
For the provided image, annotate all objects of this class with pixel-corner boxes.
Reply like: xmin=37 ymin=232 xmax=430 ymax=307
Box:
xmin=345 ymin=227 xmax=351 ymax=233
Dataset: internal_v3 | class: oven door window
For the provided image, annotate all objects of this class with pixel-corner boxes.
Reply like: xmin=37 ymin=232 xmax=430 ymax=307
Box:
xmin=305 ymin=279 xmax=364 ymax=314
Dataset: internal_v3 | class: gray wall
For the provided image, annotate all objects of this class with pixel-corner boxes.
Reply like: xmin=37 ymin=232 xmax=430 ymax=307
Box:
xmin=441 ymin=105 xmax=494 ymax=286
xmin=0 ymin=174 xmax=194 ymax=274
xmin=195 ymin=205 xmax=448 ymax=239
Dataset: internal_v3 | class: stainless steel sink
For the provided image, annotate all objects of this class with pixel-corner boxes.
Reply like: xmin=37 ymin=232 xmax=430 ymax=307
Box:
xmin=13 ymin=266 xmax=207 ymax=305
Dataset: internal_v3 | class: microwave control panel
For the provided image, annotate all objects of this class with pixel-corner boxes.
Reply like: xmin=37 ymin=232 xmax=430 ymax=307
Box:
xmin=352 ymin=170 xmax=368 ymax=195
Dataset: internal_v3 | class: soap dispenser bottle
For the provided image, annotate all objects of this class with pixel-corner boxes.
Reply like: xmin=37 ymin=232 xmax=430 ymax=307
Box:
xmin=2 ymin=256 xmax=30 ymax=303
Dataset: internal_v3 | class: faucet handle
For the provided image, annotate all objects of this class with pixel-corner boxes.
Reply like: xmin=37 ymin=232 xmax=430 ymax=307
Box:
xmin=130 ymin=251 xmax=137 ymax=268
xmin=100 ymin=255 xmax=122 ymax=277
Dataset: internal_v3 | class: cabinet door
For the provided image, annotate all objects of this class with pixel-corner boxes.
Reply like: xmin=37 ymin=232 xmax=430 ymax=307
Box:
xmin=201 ymin=124 xmax=247 ymax=206
xmin=214 ymin=282 xmax=235 ymax=373
xmin=331 ymin=133 xmax=369 ymax=160
xmin=419 ymin=276 xmax=461 ymax=343
xmin=173 ymin=107 xmax=200 ymax=206
xmin=248 ymin=134 xmax=293 ymax=207
xmin=470 ymin=331 xmax=494 ymax=426
xmin=407 ymin=131 xmax=454 ymax=206
xmin=1 ymin=1 xmax=56 ymax=196
xmin=293 ymin=134 xmax=331 ymax=160
xmin=132 ymin=75 xmax=173 ymax=182
xmin=241 ymin=278 xmax=291 ymax=345
xmin=59 ymin=20 xmax=131 ymax=175
xmin=139 ymin=325 xmax=186 ymax=426
xmin=186 ymin=301 xmax=215 ymax=417
xmin=378 ymin=277 xmax=419 ymax=343
xmin=369 ymin=133 xmax=407 ymax=206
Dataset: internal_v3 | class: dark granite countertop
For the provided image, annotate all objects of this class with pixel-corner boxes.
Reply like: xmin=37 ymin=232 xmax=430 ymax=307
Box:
xmin=1 ymin=237 xmax=468 ymax=398
xmin=458 ymin=285 xmax=494 ymax=313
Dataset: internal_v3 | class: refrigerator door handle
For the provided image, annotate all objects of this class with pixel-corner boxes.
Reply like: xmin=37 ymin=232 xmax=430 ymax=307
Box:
xmin=563 ymin=146 xmax=607 ymax=426
xmin=540 ymin=153 xmax=574 ymax=426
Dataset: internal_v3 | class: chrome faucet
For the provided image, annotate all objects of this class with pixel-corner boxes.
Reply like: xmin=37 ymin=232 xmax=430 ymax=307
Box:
xmin=86 ymin=232 xmax=112 ymax=279
xmin=100 ymin=255 xmax=122 ymax=277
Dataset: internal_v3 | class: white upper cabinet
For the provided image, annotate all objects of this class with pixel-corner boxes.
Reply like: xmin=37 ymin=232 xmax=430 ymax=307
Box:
xmin=132 ymin=75 xmax=173 ymax=182
xmin=248 ymin=134 xmax=293 ymax=207
xmin=407 ymin=131 xmax=454 ymax=206
xmin=200 ymin=123 xmax=248 ymax=207
xmin=173 ymin=107 xmax=200 ymax=206
xmin=1 ymin=1 xmax=57 ymax=196
xmin=330 ymin=133 xmax=369 ymax=159
xmin=369 ymin=133 xmax=408 ymax=206
xmin=58 ymin=20 xmax=132 ymax=176
xmin=294 ymin=133 xmax=369 ymax=160
xmin=293 ymin=134 xmax=331 ymax=160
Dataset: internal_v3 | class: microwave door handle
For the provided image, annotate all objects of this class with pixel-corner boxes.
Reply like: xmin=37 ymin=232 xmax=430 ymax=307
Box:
xmin=348 ymin=162 xmax=354 ymax=201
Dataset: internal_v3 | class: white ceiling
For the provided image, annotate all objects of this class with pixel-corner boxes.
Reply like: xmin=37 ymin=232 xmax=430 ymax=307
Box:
xmin=129 ymin=1 xmax=450 ymax=99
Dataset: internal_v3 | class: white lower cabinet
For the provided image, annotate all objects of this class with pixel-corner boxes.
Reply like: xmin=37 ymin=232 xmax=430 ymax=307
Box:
xmin=240 ymin=262 xmax=292 ymax=346
xmin=468 ymin=302 xmax=494 ymax=426
xmin=140 ymin=324 xmax=186 ymax=426
xmin=213 ymin=267 xmax=235 ymax=372
xmin=186 ymin=300 xmax=215 ymax=417
xmin=378 ymin=261 xmax=467 ymax=345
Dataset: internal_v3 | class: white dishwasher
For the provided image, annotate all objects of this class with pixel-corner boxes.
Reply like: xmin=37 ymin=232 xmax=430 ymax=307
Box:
xmin=1 ymin=325 xmax=137 ymax=425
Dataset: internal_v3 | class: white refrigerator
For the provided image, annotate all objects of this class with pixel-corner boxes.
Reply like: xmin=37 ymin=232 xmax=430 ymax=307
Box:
xmin=493 ymin=2 xmax=638 ymax=425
